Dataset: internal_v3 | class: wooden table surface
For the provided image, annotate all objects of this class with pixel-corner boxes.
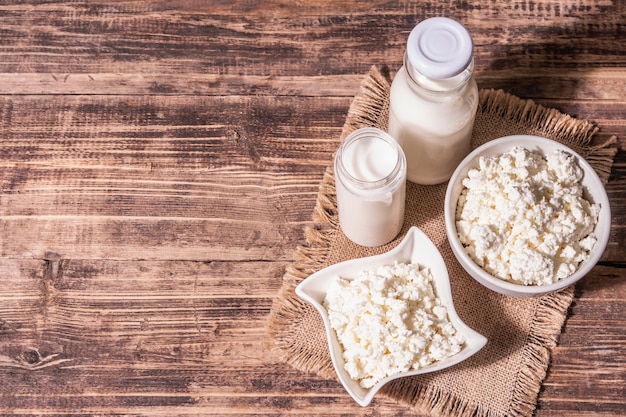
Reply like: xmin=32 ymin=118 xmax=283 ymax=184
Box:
xmin=0 ymin=1 xmax=624 ymax=416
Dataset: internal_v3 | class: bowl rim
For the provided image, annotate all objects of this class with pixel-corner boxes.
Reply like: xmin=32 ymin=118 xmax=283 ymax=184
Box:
xmin=295 ymin=226 xmax=488 ymax=406
xmin=444 ymin=134 xmax=611 ymax=297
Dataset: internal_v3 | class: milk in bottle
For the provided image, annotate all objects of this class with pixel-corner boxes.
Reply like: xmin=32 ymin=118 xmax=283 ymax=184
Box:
xmin=388 ymin=17 xmax=478 ymax=185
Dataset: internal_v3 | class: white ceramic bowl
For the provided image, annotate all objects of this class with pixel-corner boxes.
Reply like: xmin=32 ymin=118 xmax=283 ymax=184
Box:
xmin=444 ymin=135 xmax=611 ymax=297
xmin=295 ymin=226 xmax=487 ymax=406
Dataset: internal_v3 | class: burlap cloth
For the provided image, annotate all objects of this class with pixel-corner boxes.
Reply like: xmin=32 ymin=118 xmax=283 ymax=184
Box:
xmin=267 ymin=66 xmax=617 ymax=417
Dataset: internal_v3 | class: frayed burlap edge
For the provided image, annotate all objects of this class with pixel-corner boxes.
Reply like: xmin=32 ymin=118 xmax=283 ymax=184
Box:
xmin=266 ymin=65 xmax=617 ymax=416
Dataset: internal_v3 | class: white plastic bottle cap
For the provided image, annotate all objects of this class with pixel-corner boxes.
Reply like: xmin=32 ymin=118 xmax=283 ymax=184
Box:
xmin=406 ymin=17 xmax=473 ymax=79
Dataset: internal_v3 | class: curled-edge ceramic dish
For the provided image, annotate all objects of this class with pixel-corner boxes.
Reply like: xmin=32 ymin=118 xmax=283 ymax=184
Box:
xmin=296 ymin=226 xmax=487 ymax=406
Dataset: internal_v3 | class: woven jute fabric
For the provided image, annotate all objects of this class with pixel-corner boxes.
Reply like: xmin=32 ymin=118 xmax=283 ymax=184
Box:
xmin=267 ymin=66 xmax=617 ymax=417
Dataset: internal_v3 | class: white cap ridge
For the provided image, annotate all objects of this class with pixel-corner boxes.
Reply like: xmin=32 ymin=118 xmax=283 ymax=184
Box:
xmin=406 ymin=17 xmax=474 ymax=80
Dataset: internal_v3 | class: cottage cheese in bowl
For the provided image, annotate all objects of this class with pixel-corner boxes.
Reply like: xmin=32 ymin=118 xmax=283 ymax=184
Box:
xmin=445 ymin=135 xmax=611 ymax=297
xmin=456 ymin=146 xmax=600 ymax=286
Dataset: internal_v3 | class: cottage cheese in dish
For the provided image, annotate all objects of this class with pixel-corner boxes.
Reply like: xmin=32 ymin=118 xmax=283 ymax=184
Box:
xmin=456 ymin=146 xmax=600 ymax=286
xmin=323 ymin=262 xmax=465 ymax=388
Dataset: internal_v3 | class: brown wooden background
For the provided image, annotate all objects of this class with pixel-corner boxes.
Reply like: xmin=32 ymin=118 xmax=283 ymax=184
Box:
xmin=0 ymin=1 xmax=624 ymax=415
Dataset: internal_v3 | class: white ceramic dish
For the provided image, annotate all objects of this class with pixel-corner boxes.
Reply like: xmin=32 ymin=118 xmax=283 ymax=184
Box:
xmin=295 ymin=226 xmax=487 ymax=406
xmin=444 ymin=135 xmax=611 ymax=297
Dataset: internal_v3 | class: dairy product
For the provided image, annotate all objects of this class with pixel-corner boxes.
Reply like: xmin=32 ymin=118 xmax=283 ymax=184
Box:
xmin=456 ymin=146 xmax=600 ymax=285
xmin=324 ymin=262 xmax=465 ymax=388
xmin=334 ymin=128 xmax=406 ymax=247
xmin=388 ymin=18 xmax=479 ymax=185
xmin=342 ymin=135 xmax=397 ymax=181
xmin=388 ymin=66 xmax=478 ymax=184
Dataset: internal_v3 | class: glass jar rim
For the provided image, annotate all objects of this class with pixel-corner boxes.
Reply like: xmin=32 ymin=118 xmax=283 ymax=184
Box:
xmin=335 ymin=127 xmax=406 ymax=191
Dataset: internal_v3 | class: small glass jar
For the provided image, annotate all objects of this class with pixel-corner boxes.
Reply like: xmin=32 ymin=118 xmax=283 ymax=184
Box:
xmin=334 ymin=127 xmax=406 ymax=247
xmin=388 ymin=17 xmax=479 ymax=185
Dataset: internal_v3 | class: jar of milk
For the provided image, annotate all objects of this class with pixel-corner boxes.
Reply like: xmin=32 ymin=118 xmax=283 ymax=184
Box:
xmin=388 ymin=17 xmax=478 ymax=185
xmin=334 ymin=127 xmax=406 ymax=247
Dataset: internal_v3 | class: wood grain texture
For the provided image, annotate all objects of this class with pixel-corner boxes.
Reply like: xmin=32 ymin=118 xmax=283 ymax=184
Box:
xmin=0 ymin=1 xmax=624 ymax=415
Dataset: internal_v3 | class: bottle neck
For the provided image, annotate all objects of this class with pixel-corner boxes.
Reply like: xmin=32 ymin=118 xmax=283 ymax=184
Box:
xmin=404 ymin=53 xmax=474 ymax=93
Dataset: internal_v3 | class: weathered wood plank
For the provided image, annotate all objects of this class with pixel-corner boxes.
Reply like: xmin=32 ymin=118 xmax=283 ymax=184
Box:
xmin=0 ymin=73 xmax=365 ymax=96
xmin=1 ymin=70 xmax=626 ymax=101
xmin=0 ymin=95 xmax=345 ymax=168
xmin=0 ymin=1 xmax=623 ymax=78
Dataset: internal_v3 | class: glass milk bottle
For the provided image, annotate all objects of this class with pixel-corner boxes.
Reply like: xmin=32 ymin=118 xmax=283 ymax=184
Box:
xmin=388 ymin=17 xmax=479 ymax=185
xmin=334 ymin=127 xmax=406 ymax=247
